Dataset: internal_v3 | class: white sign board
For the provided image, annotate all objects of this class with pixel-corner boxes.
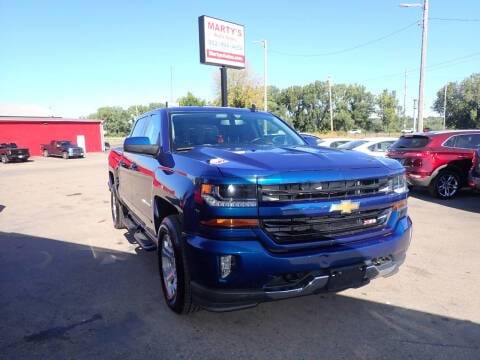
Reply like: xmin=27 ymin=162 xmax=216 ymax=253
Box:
xmin=198 ymin=16 xmax=245 ymax=69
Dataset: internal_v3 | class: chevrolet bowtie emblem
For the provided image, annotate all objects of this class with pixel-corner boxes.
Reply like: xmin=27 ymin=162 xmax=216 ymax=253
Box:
xmin=330 ymin=200 xmax=360 ymax=214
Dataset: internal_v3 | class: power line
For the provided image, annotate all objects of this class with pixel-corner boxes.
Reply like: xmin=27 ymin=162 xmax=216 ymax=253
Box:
xmin=361 ymin=51 xmax=480 ymax=82
xmin=430 ymin=17 xmax=480 ymax=22
xmin=269 ymin=21 xmax=419 ymax=57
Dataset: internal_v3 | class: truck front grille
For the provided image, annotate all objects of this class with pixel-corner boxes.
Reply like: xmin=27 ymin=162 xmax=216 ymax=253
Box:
xmin=259 ymin=178 xmax=389 ymax=202
xmin=261 ymin=207 xmax=391 ymax=244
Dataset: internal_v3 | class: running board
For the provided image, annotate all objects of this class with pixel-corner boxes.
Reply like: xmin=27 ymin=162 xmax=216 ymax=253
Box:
xmin=122 ymin=217 xmax=139 ymax=232
xmin=133 ymin=231 xmax=157 ymax=251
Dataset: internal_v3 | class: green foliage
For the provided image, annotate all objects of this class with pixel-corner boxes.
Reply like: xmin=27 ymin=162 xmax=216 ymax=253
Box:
xmin=433 ymin=74 xmax=480 ymax=129
xmin=178 ymin=92 xmax=206 ymax=106
xmin=89 ymin=102 xmax=165 ymax=136
xmin=376 ymin=90 xmax=399 ymax=131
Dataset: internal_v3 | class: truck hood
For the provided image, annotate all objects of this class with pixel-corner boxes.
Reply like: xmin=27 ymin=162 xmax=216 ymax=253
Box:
xmin=180 ymin=146 xmax=403 ymax=179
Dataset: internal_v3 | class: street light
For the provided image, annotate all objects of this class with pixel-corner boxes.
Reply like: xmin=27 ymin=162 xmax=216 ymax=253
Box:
xmin=400 ymin=0 xmax=429 ymax=132
xmin=254 ymin=40 xmax=268 ymax=111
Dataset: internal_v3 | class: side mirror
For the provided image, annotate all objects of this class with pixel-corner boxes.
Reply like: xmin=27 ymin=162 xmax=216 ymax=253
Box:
xmin=303 ymin=136 xmax=319 ymax=147
xmin=124 ymin=137 xmax=159 ymax=156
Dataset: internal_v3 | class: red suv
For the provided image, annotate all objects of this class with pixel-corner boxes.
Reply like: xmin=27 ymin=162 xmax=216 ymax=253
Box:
xmin=387 ymin=130 xmax=480 ymax=199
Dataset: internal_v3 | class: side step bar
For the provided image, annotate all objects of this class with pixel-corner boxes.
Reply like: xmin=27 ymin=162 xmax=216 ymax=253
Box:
xmin=122 ymin=217 xmax=157 ymax=251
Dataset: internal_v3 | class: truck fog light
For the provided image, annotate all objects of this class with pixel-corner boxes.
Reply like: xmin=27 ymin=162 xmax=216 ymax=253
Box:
xmin=220 ymin=255 xmax=235 ymax=279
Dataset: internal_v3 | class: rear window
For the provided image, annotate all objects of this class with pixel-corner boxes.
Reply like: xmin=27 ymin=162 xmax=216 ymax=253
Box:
xmin=391 ymin=135 xmax=430 ymax=149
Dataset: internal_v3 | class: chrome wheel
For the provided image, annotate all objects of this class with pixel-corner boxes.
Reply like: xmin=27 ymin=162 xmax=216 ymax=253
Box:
xmin=161 ymin=233 xmax=177 ymax=300
xmin=438 ymin=174 xmax=458 ymax=198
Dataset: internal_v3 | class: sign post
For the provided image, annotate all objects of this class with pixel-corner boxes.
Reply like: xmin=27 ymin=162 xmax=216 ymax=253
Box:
xmin=198 ymin=15 xmax=245 ymax=107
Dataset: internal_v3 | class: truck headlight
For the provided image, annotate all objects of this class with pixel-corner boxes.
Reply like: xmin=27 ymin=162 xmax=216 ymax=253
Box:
xmin=201 ymin=184 xmax=257 ymax=207
xmin=379 ymin=174 xmax=408 ymax=194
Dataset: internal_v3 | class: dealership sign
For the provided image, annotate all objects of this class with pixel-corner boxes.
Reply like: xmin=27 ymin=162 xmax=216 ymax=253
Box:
xmin=198 ymin=16 xmax=245 ymax=69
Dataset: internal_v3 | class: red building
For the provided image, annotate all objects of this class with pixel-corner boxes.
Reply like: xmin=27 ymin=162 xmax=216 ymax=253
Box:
xmin=0 ymin=116 xmax=104 ymax=156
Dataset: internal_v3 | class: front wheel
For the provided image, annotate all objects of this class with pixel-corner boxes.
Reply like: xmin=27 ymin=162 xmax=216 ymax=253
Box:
xmin=62 ymin=151 xmax=69 ymax=160
xmin=110 ymin=189 xmax=125 ymax=229
xmin=429 ymin=170 xmax=460 ymax=199
xmin=158 ymin=215 xmax=197 ymax=314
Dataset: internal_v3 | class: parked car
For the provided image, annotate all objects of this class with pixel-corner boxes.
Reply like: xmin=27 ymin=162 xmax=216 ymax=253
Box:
xmin=387 ymin=130 xmax=480 ymax=199
xmin=0 ymin=143 xmax=30 ymax=163
xmin=339 ymin=137 xmax=397 ymax=158
xmin=468 ymin=148 xmax=480 ymax=190
xmin=300 ymin=133 xmax=322 ymax=146
xmin=41 ymin=140 xmax=84 ymax=159
xmin=317 ymin=137 xmax=352 ymax=148
xmin=108 ymin=106 xmax=412 ymax=314
xmin=348 ymin=129 xmax=362 ymax=135
xmin=401 ymin=128 xmax=415 ymax=134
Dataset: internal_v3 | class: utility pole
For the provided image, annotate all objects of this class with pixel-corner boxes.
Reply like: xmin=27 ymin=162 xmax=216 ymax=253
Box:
xmin=417 ymin=0 xmax=429 ymax=132
xmin=413 ymin=99 xmax=417 ymax=131
xmin=254 ymin=40 xmax=268 ymax=111
xmin=403 ymin=69 xmax=407 ymax=129
xmin=170 ymin=66 xmax=174 ymax=104
xmin=400 ymin=0 xmax=429 ymax=132
xmin=443 ymin=84 xmax=448 ymax=130
xmin=328 ymin=76 xmax=334 ymax=131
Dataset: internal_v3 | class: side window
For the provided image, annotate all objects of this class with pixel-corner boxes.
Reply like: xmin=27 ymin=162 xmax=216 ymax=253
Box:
xmin=443 ymin=135 xmax=457 ymax=148
xmin=456 ymin=134 xmax=480 ymax=149
xmin=131 ymin=117 xmax=148 ymax=137
xmin=143 ymin=114 xmax=161 ymax=145
xmin=378 ymin=141 xmax=394 ymax=152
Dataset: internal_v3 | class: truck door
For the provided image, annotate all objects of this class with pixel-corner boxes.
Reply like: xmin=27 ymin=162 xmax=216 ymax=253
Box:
xmin=126 ymin=113 xmax=161 ymax=231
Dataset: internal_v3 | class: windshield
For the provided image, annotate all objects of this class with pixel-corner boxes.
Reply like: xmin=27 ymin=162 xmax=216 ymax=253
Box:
xmin=338 ymin=140 xmax=368 ymax=150
xmin=170 ymin=111 xmax=305 ymax=151
xmin=391 ymin=135 xmax=430 ymax=149
xmin=59 ymin=141 xmax=72 ymax=147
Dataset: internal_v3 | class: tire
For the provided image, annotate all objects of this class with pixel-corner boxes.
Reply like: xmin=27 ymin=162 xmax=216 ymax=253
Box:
xmin=110 ymin=188 xmax=125 ymax=229
xmin=1 ymin=155 xmax=8 ymax=164
xmin=62 ymin=151 xmax=69 ymax=160
xmin=158 ymin=215 xmax=198 ymax=314
xmin=429 ymin=170 xmax=461 ymax=199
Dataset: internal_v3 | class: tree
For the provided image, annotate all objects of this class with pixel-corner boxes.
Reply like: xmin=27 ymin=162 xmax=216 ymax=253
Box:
xmin=178 ymin=92 xmax=206 ymax=106
xmin=213 ymin=64 xmax=264 ymax=109
xmin=89 ymin=102 xmax=165 ymax=136
xmin=433 ymin=74 xmax=480 ymax=129
xmin=376 ymin=90 xmax=399 ymax=131
xmin=333 ymin=84 xmax=375 ymax=131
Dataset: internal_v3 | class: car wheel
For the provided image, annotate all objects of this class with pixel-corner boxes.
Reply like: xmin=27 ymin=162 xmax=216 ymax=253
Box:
xmin=430 ymin=170 xmax=460 ymax=199
xmin=62 ymin=151 xmax=69 ymax=159
xmin=1 ymin=155 xmax=8 ymax=164
xmin=110 ymin=188 xmax=125 ymax=229
xmin=158 ymin=215 xmax=198 ymax=314
xmin=43 ymin=149 xmax=49 ymax=157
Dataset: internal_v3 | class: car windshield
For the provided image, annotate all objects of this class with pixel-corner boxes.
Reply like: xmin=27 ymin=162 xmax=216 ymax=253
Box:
xmin=391 ymin=135 xmax=430 ymax=149
xmin=170 ymin=111 xmax=305 ymax=151
xmin=59 ymin=141 xmax=72 ymax=146
xmin=338 ymin=140 xmax=368 ymax=150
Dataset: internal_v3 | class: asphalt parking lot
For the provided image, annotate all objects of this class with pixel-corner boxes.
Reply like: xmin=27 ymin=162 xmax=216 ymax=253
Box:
xmin=1 ymin=153 xmax=479 ymax=359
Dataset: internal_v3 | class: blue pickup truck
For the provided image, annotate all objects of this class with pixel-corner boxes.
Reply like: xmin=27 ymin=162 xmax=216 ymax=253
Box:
xmin=108 ymin=107 xmax=412 ymax=314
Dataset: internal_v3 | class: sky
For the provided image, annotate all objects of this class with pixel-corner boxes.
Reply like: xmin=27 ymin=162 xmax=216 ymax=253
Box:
xmin=1 ymin=0 xmax=479 ymax=118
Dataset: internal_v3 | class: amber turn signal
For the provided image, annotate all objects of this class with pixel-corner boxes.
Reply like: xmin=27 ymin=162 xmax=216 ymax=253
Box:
xmin=200 ymin=218 xmax=259 ymax=228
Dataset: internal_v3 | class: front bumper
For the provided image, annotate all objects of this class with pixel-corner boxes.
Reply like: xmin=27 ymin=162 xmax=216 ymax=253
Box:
xmin=187 ymin=216 xmax=412 ymax=312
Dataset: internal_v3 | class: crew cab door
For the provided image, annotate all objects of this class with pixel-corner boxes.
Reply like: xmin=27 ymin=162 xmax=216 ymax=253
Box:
xmin=121 ymin=114 xmax=161 ymax=231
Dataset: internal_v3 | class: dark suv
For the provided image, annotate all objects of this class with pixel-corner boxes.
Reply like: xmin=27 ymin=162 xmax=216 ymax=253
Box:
xmin=387 ymin=130 xmax=480 ymax=199
xmin=0 ymin=143 xmax=30 ymax=163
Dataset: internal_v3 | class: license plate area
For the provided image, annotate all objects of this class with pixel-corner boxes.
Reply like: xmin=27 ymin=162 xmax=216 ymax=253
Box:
xmin=327 ymin=264 xmax=366 ymax=291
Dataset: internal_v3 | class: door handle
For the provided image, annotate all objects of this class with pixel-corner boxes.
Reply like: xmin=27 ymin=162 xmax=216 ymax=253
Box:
xmin=130 ymin=162 xmax=138 ymax=171
xmin=120 ymin=161 xmax=129 ymax=168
